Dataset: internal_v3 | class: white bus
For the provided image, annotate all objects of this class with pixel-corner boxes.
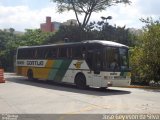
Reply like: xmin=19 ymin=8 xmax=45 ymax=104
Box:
xmin=16 ymin=40 xmax=131 ymax=89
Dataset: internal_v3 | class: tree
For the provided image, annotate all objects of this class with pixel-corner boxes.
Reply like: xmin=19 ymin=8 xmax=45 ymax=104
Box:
xmin=0 ymin=29 xmax=18 ymax=71
xmin=130 ymin=18 xmax=160 ymax=84
xmin=52 ymin=0 xmax=131 ymax=29
xmin=49 ymin=24 xmax=91 ymax=42
xmin=19 ymin=29 xmax=54 ymax=46
xmin=85 ymin=18 xmax=135 ymax=46
xmin=49 ymin=17 xmax=136 ymax=45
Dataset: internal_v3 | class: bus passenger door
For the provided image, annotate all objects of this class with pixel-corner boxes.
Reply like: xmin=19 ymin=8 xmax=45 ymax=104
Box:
xmin=92 ymin=50 xmax=102 ymax=87
xmin=88 ymin=50 xmax=101 ymax=87
xmin=85 ymin=50 xmax=94 ymax=86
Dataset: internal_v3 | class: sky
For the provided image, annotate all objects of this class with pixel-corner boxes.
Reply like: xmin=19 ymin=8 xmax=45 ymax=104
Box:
xmin=0 ymin=0 xmax=160 ymax=31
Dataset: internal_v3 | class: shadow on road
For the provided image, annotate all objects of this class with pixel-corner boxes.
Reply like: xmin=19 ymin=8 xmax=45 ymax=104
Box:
xmin=5 ymin=74 xmax=131 ymax=96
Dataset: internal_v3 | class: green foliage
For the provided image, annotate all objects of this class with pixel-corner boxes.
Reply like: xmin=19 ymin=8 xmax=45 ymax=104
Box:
xmin=130 ymin=18 xmax=160 ymax=84
xmin=19 ymin=29 xmax=54 ymax=46
xmin=0 ymin=28 xmax=18 ymax=71
xmin=0 ymin=29 xmax=53 ymax=71
xmin=52 ymin=0 xmax=131 ymax=29
xmin=88 ymin=19 xmax=136 ymax=46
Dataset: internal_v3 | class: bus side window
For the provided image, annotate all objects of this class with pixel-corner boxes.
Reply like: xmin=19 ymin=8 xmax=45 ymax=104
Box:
xmin=59 ymin=47 xmax=67 ymax=58
xmin=17 ymin=49 xmax=23 ymax=59
xmin=30 ymin=48 xmax=36 ymax=59
xmin=53 ymin=48 xmax=57 ymax=58
xmin=22 ymin=49 xmax=28 ymax=59
xmin=34 ymin=49 xmax=38 ymax=59
xmin=44 ymin=49 xmax=49 ymax=59
xmin=67 ymin=47 xmax=72 ymax=59
xmin=25 ymin=49 xmax=30 ymax=59
xmin=44 ymin=48 xmax=48 ymax=59
xmin=37 ymin=48 xmax=45 ymax=59
xmin=25 ymin=49 xmax=29 ymax=59
xmin=72 ymin=47 xmax=82 ymax=59
xmin=44 ymin=48 xmax=57 ymax=59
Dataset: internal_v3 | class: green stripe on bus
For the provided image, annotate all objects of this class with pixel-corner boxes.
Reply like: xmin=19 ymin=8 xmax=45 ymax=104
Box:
xmin=48 ymin=60 xmax=63 ymax=80
xmin=48 ymin=60 xmax=72 ymax=81
xmin=54 ymin=60 xmax=72 ymax=82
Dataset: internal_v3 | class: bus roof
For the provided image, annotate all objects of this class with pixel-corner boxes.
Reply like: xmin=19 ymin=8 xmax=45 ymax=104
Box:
xmin=18 ymin=40 xmax=128 ymax=49
xmin=83 ymin=40 xmax=128 ymax=48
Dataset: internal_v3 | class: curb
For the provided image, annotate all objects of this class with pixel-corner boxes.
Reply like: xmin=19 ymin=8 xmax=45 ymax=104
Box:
xmin=120 ymin=85 xmax=160 ymax=89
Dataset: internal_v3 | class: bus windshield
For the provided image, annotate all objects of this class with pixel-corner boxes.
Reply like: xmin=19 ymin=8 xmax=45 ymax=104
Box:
xmin=102 ymin=47 xmax=129 ymax=71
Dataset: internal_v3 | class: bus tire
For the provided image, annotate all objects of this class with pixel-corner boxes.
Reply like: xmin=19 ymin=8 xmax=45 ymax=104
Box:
xmin=75 ymin=73 xmax=87 ymax=89
xmin=27 ymin=69 xmax=33 ymax=80
xmin=100 ymin=87 xmax=108 ymax=91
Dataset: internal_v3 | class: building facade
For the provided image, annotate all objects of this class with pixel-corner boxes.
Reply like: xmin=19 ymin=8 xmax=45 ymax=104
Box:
xmin=40 ymin=17 xmax=52 ymax=32
xmin=40 ymin=17 xmax=77 ymax=32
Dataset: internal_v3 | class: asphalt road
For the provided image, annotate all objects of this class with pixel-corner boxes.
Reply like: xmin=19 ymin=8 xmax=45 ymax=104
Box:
xmin=0 ymin=73 xmax=160 ymax=114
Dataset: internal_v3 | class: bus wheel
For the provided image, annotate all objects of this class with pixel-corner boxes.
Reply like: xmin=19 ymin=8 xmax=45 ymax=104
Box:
xmin=75 ymin=73 xmax=86 ymax=89
xmin=100 ymin=87 xmax=108 ymax=91
xmin=27 ymin=69 xmax=33 ymax=80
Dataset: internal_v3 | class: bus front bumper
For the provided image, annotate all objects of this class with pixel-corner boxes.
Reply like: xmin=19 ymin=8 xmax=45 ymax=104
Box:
xmin=102 ymin=79 xmax=131 ymax=87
